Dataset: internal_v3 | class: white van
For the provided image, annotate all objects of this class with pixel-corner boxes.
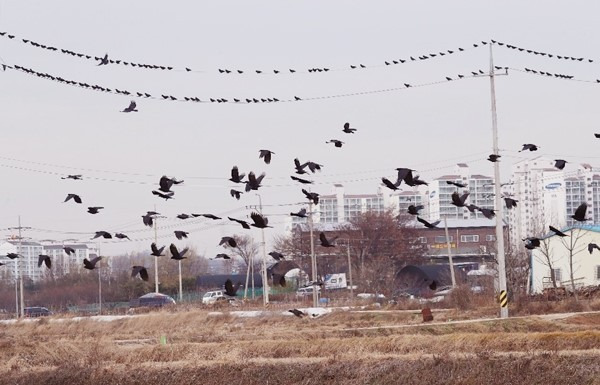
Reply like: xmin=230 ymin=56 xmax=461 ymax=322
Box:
xmin=202 ymin=290 xmax=226 ymax=304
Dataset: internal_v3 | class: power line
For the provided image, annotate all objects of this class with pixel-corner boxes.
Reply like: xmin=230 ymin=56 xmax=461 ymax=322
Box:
xmin=0 ymin=30 xmax=485 ymax=75
xmin=7 ymin=63 xmax=489 ymax=105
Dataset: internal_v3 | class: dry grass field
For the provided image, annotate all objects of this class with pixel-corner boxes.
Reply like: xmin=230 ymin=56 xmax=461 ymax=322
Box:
xmin=2 ymin=303 xmax=600 ymax=385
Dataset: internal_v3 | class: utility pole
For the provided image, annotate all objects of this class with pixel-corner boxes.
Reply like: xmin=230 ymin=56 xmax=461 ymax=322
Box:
xmin=489 ymin=42 xmax=509 ymax=319
xmin=443 ymin=218 xmax=457 ymax=287
xmin=98 ymin=264 xmax=102 ymax=315
xmin=178 ymin=259 xmax=183 ymax=302
xmin=152 ymin=207 xmax=166 ymax=294
xmin=308 ymin=200 xmax=318 ymax=308
xmin=257 ymin=194 xmax=269 ymax=305
xmin=9 ymin=217 xmax=30 ymax=318
xmin=346 ymin=241 xmax=354 ymax=300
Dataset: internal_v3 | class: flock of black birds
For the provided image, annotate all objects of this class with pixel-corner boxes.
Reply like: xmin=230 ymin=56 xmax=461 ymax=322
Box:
xmin=4 ymin=126 xmax=600 ymax=296
xmin=5 ymin=31 xmax=600 ymax=314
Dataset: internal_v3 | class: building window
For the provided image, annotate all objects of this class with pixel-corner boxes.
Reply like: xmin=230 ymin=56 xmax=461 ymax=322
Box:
xmin=551 ymin=268 xmax=562 ymax=283
xmin=486 ymin=235 xmax=496 ymax=242
xmin=461 ymin=235 xmax=479 ymax=243
xmin=434 ymin=236 xmax=453 ymax=243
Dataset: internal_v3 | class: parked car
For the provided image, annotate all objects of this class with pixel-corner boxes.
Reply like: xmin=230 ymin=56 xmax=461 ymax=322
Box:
xmin=129 ymin=293 xmax=176 ymax=312
xmin=202 ymin=290 xmax=233 ymax=305
xmin=296 ymin=286 xmax=320 ymax=297
xmin=24 ymin=306 xmax=51 ymax=317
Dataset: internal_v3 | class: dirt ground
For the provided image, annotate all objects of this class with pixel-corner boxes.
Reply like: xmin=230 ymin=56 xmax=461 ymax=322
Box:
xmin=1 ymin=307 xmax=600 ymax=384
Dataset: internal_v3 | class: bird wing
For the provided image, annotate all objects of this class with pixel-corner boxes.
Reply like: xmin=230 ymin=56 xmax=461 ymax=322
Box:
xmin=417 ymin=217 xmax=430 ymax=227
xmin=231 ymin=166 xmax=240 ymax=181
xmin=38 ymin=255 xmax=45 ymax=268
xmin=248 ymin=172 xmax=257 ymax=185
xmin=169 ymin=244 xmax=179 ymax=257
xmin=319 ymin=232 xmax=328 ymax=245
xmin=256 ymin=173 xmax=266 ymax=184
xmin=179 ymin=248 xmax=189 ymax=258
xmin=573 ymin=203 xmax=587 ymax=220
xmin=251 ymin=212 xmax=266 ymax=227
xmin=225 ymin=279 xmax=234 ymax=296
xmin=159 ymin=176 xmax=173 ymax=192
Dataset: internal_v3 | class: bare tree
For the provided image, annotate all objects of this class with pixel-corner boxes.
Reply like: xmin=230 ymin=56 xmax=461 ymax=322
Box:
xmin=558 ymin=226 xmax=586 ymax=301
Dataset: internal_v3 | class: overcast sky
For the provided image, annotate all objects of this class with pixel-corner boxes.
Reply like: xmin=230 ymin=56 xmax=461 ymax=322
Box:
xmin=1 ymin=0 xmax=600 ymax=258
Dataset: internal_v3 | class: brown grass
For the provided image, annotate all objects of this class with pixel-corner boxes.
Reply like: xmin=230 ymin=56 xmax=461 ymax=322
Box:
xmin=2 ymin=307 xmax=600 ymax=384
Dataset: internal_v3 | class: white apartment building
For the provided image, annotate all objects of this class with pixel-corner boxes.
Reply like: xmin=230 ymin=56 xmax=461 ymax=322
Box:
xmin=41 ymin=240 xmax=100 ymax=276
xmin=0 ymin=240 xmax=46 ymax=282
xmin=507 ymin=157 xmax=598 ymax=247
xmin=426 ymin=164 xmax=495 ymax=221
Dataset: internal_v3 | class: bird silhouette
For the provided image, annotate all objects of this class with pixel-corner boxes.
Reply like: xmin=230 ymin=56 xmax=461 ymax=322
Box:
xmin=326 ymin=139 xmax=344 ymax=148
xmin=289 ymin=309 xmax=306 ymax=318
xmin=395 ymin=168 xmax=415 ymax=186
xmin=151 ymin=243 xmax=165 ymax=257
xmin=451 ymin=192 xmax=469 ymax=208
xmin=224 ymin=279 xmax=240 ymax=296
xmin=83 ymin=256 xmax=102 ymax=270
xmin=259 ymin=150 xmax=275 ymax=165
xmin=142 ymin=214 xmax=155 ymax=227
xmin=381 ymin=177 xmax=400 ymax=191
xmin=87 ymin=207 xmax=104 ymax=214
xmin=170 ymin=244 xmax=189 ymax=260
xmin=290 ymin=175 xmax=313 ymax=184
xmin=159 ymin=175 xmax=184 ymax=193
xmin=97 ymin=53 xmax=109 ymax=66
xmin=63 ymin=247 xmax=75 ymax=256
xmin=245 ymin=172 xmax=266 ymax=192
xmin=504 ymin=198 xmax=518 ymax=209
xmin=38 ymin=254 xmax=51 ymax=269
xmin=214 ymin=253 xmax=231 ymax=260
xmin=174 ymin=231 xmax=189 ymax=240
xmin=64 ymin=194 xmax=82 ymax=204
xmin=294 ymin=158 xmax=309 ymax=175
xmin=250 ymin=212 xmax=271 ymax=228
xmin=61 ymin=174 xmax=83 ymax=180
xmin=302 ymin=189 xmax=319 ymax=204
xmin=549 ymin=226 xmax=567 ymax=237
xmin=6 ymin=253 xmax=19 ymax=259
xmin=229 ymin=189 xmax=244 ymax=200
xmin=588 ymin=243 xmax=600 ymax=254
xmin=523 ymin=237 xmax=541 ymax=250
xmin=219 ymin=237 xmax=237 ymax=248
xmin=554 ymin=159 xmax=567 ymax=170
xmin=112 ymin=233 xmax=129 ymax=240
xmin=268 ymin=251 xmax=285 ymax=261
xmin=93 ymin=231 xmax=112 ymax=239
xmin=290 ymin=208 xmax=307 ymax=218
xmin=200 ymin=213 xmax=221 ymax=220
xmin=478 ymin=208 xmax=496 ymax=219
xmin=152 ymin=190 xmax=174 ymax=200
xmin=305 ymin=161 xmax=323 ymax=173
xmin=446 ymin=181 xmax=467 ymax=188
xmin=131 ymin=266 xmax=149 ymax=281
xmin=228 ymin=217 xmax=251 ymax=229
xmin=571 ymin=203 xmax=588 ymax=222
xmin=230 ymin=166 xmax=246 ymax=183
xmin=342 ymin=122 xmax=357 ymax=134
xmin=519 ymin=144 xmax=539 ymax=152
xmin=319 ymin=232 xmax=338 ymax=247
xmin=417 ymin=217 xmax=441 ymax=229
xmin=122 ymin=100 xmax=138 ymax=113
xmin=407 ymin=205 xmax=424 ymax=216
xmin=487 ymin=154 xmax=501 ymax=162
